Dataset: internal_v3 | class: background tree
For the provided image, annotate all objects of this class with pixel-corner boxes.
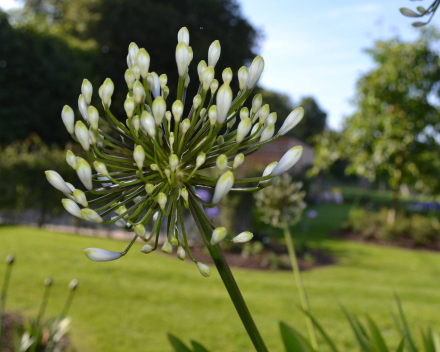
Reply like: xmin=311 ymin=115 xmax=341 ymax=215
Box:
xmin=294 ymin=96 xmax=327 ymax=143
xmin=311 ymin=28 xmax=440 ymax=218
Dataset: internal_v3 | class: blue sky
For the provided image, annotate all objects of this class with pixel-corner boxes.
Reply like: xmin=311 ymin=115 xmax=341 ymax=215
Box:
xmin=0 ymin=0 xmax=436 ymax=129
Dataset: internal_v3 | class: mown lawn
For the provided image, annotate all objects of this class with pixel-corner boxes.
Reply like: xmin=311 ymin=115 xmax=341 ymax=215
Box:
xmin=1 ymin=204 xmax=440 ymax=351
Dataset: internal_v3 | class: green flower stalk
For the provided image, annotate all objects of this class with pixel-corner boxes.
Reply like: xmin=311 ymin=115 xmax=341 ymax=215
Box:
xmin=46 ymin=27 xmax=305 ymax=351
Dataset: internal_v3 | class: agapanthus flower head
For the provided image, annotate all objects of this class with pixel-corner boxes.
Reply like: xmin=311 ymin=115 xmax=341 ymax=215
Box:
xmin=46 ymin=27 xmax=304 ymax=276
xmin=254 ymin=174 xmax=306 ymax=229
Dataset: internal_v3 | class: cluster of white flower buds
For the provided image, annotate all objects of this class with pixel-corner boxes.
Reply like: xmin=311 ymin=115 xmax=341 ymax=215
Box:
xmin=47 ymin=27 xmax=305 ymax=277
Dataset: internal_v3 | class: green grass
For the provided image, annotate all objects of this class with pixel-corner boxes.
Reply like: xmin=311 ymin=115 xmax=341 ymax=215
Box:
xmin=1 ymin=204 xmax=440 ymax=351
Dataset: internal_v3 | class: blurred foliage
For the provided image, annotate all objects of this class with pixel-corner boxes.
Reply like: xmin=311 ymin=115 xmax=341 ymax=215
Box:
xmin=311 ymin=28 xmax=440 ymax=198
xmin=400 ymin=0 xmax=440 ymax=27
xmin=0 ymin=135 xmax=78 ymax=225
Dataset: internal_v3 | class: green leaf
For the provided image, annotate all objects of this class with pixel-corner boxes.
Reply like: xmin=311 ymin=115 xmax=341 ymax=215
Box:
xmin=366 ymin=315 xmax=389 ymax=352
xmin=190 ymin=340 xmax=211 ymax=352
xmin=340 ymin=305 xmax=372 ymax=352
xmin=167 ymin=333 xmax=192 ymax=352
xmin=279 ymin=321 xmax=315 ymax=352
xmin=394 ymin=295 xmax=417 ymax=352
xmin=395 ymin=335 xmax=405 ymax=352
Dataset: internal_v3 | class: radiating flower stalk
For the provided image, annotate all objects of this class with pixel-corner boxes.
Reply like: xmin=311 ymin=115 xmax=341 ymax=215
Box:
xmin=46 ymin=27 xmax=305 ymax=352
xmin=254 ymin=175 xmax=318 ymax=349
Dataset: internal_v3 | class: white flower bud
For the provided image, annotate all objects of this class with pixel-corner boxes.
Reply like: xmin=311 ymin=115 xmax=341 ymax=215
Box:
xmin=134 ymin=196 xmax=142 ymax=204
xmin=145 ymin=183 xmax=155 ymax=195
xmin=150 ymin=72 xmax=161 ymax=98
xmin=252 ymin=94 xmax=262 ymax=113
xmin=170 ymin=235 xmax=179 ymax=246
xmin=134 ymin=145 xmax=145 ymax=169
xmin=132 ymin=63 xmax=141 ymax=80
xmin=216 ymin=84 xmax=233 ymax=124
xmin=73 ymin=189 xmax=88 ymax=207
xmin=158 ymin=192 xmax=167 ymax=210
xmin=126 ymin=54 xmax=133 ymax=69
xmin=212 ymin=170 xmax=234 ymax=204
xmin=123 ymin=97 xmax=135 ymax=118
xmin=260 ymin=125 xmax=275 ymax=142
xmin=197 ymin=262 xmax=211 ymax=277
xmin=176 ymin=42 xmax=190 ymax=77
xmin=141 ymin=111 xmax=156 ymax=138
xmin=217 ymin=135 xmax=224 ymax=145
xmin=197 ymin=60 xmax=207 ymax=82
xmin=128 ymin=42 xmax=139 ymax=65
xmin=88 ymin=105 xmax=99 ymax=130
xmin=216 ymin=154 xmax=228 ymax=172
xmin=202 ymin=66 xmax=215 ymax=91
xmin=62 ymin=198 xmax=82 ymax=218
xmin=240 ymin=107 xmax=249 ymax=120
xmin=222 ymin=67 xmax=233 ymax=85
xmin=232 ymin=231 xmax=253 ymax=243
xmin=272 ymin=146 xmax=303 ymax=176
xmin=169 ymin=154 xmax=179 ymax=171
xmin=74 ymin=121 xmax=90 ymax=151
xmin=161 ymin=241 xmax=172 ymax=254
xmin=141 ymin=244 xmax=154 ymax=254
xmin=112 ymin=216 xmax=127 ymax=229
xmin=152 ymin=96 xmax=166 ymax=125
xmin=93 ymin=161 xmax=108 ymax=176
xmin=78 ymin=94 xmax=88 ymax=121
xmin=125 ymin=69 xmax=136 ymax=89
xmin=150 ymin=164 xmax=159 ymax=171
xmin=246 ymin=56 xmax=264 ymax=89
xmin=135 ymin=224 xmax=146 ymax=238
xmin=172 ymin=100 xmax=184 ymax=123
xmin=227 ymin=117 xmax=236 ymax=130
xmin=265 ymin=112 xmax=277 ymax=127
xmin=208 ymin=40 xmax=221 ymax=67
xmin=210 ymin=79 xmax=219 ymax=95
xmin=81 ymin=79 xmax=93 ymax=105
xmin=130 ymin=115 xmax=139 ymax=131
xmin=238 ymin=66 xmax=249 ymax=91
xmin=81 ymin=208 xmax=103 ymax=223
xmin=136 ymin=48 xmax=150 ymax=79
xmin=159 ymin=74 xmax=168 ymax=89
xmin=181 ymin=188 xmax=188 ymax=202
xmin=211 ymin=227 xmax=227 ymax=245
xmin=236 ymin=117 xmax=251 ymax=144
xmin=178 ymin=27 xmax=190 ymax=45
xmin=177 ymin=246 xmax=186 ymax=261
xmin=181 ymin=119 xmax=190 ymax=134
xmin=259 ymin=161 xmax=278 ymax=188
xmin=45 ymin=171 xmax=72 ymax=194
xmin=61 ymin=105 xmax=75 ymax=134
xmin=251 ymin=123 xmax=263 ymax=138
xmin=101 ymin=78 xmax=114 ymax=106
xmin=278 ymin=107 xmax=304 ymax=136
xmin=206 ymin=106 xmax=217 ymax=126
xmin=196 ymin=153 xmax=206 ymax=167
xmin=258 ymin=104 xmax=270 ymax=124
xmin=233 ymin=154 xmax=244 ymax=170
xmin=84 ymin=248 xmax=121 ymax=262
xmin=76 ymin=158 xmax=93 ymax=190
xmin=66 ymin=150 xmax=77 ymax=169
xmin=133 ymin=80 xmax=146 ymax=104
xmin=193 ymin=94 xmax=202 ymax=109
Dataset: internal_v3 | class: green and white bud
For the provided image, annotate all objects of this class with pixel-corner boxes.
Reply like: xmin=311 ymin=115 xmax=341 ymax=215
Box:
xmin=136 ymin=48 xmax=150 ymax=79
xmin=216 ymin=154 xmax=228 ymax=172
xmin=259 ymin=161 xmax=278 ymax=188
xmin=170 ymin=235 xmax=179 ymax=246
xmin=240 ymin=107 xmax=249 ymax=120
xmin=202 ymin=66 xmax=215 ymax=91
xmin=112 ymin=216 xmax=127 ymax=229
xmin=75 ymin=121 xmax=90 ymax=151
xmin=200 ymin=108 xmax=207 ymax=119
xmin=93 ymin=161 xmax=108 ymax=176
xmin=246 ymin=56 xmax=264 ymax=89
xmin=132 ymin=115 xmax=140 ymax=131
xmin=125 ymin=69 xmax=136 ymax=89
xmin=252 ymin=94 xmax=262 ymax=113
xmin=227 ymin=117 xmax=236 ymax=130
xmin=150 ymin=72 xmax=161 ymax=98
xmin=238 ymin=66 xmax=249 ymax=91
xmin=181 ymin=119 xmax=190 ymax=134
xmin=196 ymin=153 xmax=206 ymax=167
xmin=216 ymin=83 xmax=233 ymax=124
xmin=133 ymin=80 xmax=146 ymax=104
xmin=184 ymin=74 xmax=190 ymax=88
xmin=265 ymin=112 xmax=277 ymax=126
xmin=197 ymin=262 xmax=211 ymax=277
xmin=193 ymin=94 xmax=202 ymax=109
xmin=172 ymin=100 xmax=184 ymax=123
xmin=84 ymin=248 xmax=121 ymax=262
xmin=78 ymin=94 xmax=88 ymax=121
xmin=45 ymin=171 xmax=72 ymax=194
xmin=89 ymin=128 xmax=98 ymax=145
xmin=141 ymin=111 xmax=156 ymax=138
xmin=61 ymin=105 xmax=75 ymax=134
xmin=81 ymin=208 xmax=103 ymax=223
xmin=152 ymin=96 xmax=166 ymax=125
xmin=236 ymin=117 xmax=252 ymax=144
xmin=169 ymin=154 xmax=179 ymax=171
xmin=73 ymin=189 xmax=88 ymax=207
xmin=181 ymin=188 xmax=189 ymax=207
xmin=260 ymin=125 xmax=275 ymax=142
xmin=278 ymin=107 xmax=304 ymax=136
xmin=88 ymin=105 xmax=99 ymax=130
xmin=69 ymin=279 xmax=78 ymax=290
xmin=132 ymin=64 xmax=141 ymax=80
xmin=161 ymin=241 xmax=172 ymax=254
xmin=81 ymin=79 xmax=93 ymax=105
xmin=150 ymin=164 xmax=159 ymax=171
xmin=212 ymin=170 xmax=234 ymax=204
xmin=101 ymin=78 xmax=114 ymax=106
xmin=141 ymin=244 xmax=153 ymax=254
xmin=211 ymin=227 xmax=227 ymax=245
xmin=66 ymin=150 xmax=77 ymax=169
xmin=258 ymin=104 xmax=270 ymax=124
xmin=222 ymin=67 xmax=233 ymax=85
xmin=176 ymin=42 xmax=191 ymax=77
xmin=169 ymin=131 xmax=175 ymax=148
xmin=208 ymin=40 xmax=221 ymax=67
xmin=177 ymin=246 xmax=186 ymax=261
xmin=135 ymin=224 xmax=146 ymax=238
xmin=162 ymin=86 xmax=169 ymax=100
xmin=210 ymin=79 xmax=219 ymax=95
xmin=217 ymin=135 xmax=224 ymax=145
xmin=76 ymin=158 xmax=93 ymax=190
xmin=272 ymin=146 xmax=303 ymax=176
xmin=208 ymin=105 xmax=217 ymax=126
xmin=159 ymin=75 xmax=168 ymax=90
xmin=177 ymin=27 xmax=190 ymax=45
xmin=124 ymin=97 xmax=135 ymax=118
xmin=233 ymin=153 xmax=245 ymax=170
xmin=62 ymin=198 xmax=82 ymax=218
xmin=232 ymin=231 xmax=253 ymax=243
xmin=134 ymin=145 xmax=145 ymax=169
xmin=145 ymin=183 xmax=155 ymax=195
xmin=158 ymin=192 xmax=167 ymax=211
xmin=128 ymin=42 xmax=139 ymax=65
xmin=197 ymin=60 xmax=207 ymax=82
xmin=251 ymin=123 xmax=263 ymax=138
xmin=165 ymin=111 xmax=172 ymax=124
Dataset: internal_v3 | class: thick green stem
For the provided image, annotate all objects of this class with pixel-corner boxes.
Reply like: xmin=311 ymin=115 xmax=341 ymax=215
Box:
xmin=0 ymin=264 xmax=13 ymax=344
xmin=281 ymin=213 xmax=319 ymax=350
xmin=206 ymin=244 xmax=269 ymax=352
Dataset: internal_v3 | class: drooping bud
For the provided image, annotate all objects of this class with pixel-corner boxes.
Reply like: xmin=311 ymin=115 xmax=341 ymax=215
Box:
xmin=88 ymin=105 xmax=99 ymax=130
xmin=93 ymin=161 xmax=108 ymax=176
xmin=101 ymin=78 xmax=114 ymax=106
xmin=222 ymin=67 xmax=233 ymax=85
xmin=236 ymin=117 xmax=252 ymax=144
xmin=125 ymin=69 xmax=136 ymax=89
xmin=238 ymin=66 xmax=249 ymax=91
xmin=84 ymin=248 xmax=121 ymax=262
xmin=170 ymin=235 xmax=179 ymax=246
xmin=141 ymin=111 xmax=156 ymax=138
xmin=61 ymin=105 xmax=75 ymax=134
xmin=176 ymin=42 xmax=191 ymax=77
xmin=158 ymin=192 xmax=167 ymax=211
xmin=246 ymin=56 xmax=264 ymax=89
xmin=75 ymin=121 xmax=90 ymax=151
xmin=278 ymin=107 xmax=304 ymax=136
xmin=145 ymin=183 xmax=155 ymax=195
xmin=211 ymin=227 xmax=227 ymax=245
xmin=196 ymin=153 xmax=206 ymax=167
xmin=133 ymin=145 xmax=145 ymax=169
xmin=112 ymin=216 xmax=127 ymax=229
xmin=252 ymin=94 xmax=262 ymax=113
xmin=208 ymin=40 xmax=221 ymax=67
xmin=133 ymin=80 xmax=146 ymax=104
xmin=45 ymin=171 xmax=72 ymax=194
xmin=232 ymin=231 xmax=253 ymax=243
xmin=141 ymin=244 xmax=154 ymax=254
xmin=76 ymin=158 xmax=93 ymax=190
xmin=202 ymin=66 xmax=215 ymax=91
xmin=177 ymin=246 xmax=186 ymax=261
xmin=124 ymin=97 xmax=135 ymax=118
xmin=258 ymin=104 xmax=270 ymax=124
xmin=66 ymin=150 xmax=77 ymax=169
xmin=216 ymin=154 xmax=228 ymax=172
xmin=272 ymin=146 xmax=303 ymax=176
xmin=62 ymin=199 xmax=82 ymax=218
xmin=136 ymin=48 xmax=150 ymax=79
xmin=172 ymin=100 xmax=184 ymax=123
xmin=197 ymin=60 xmax=207 ymax=82
xmin=161 ymin=241 xmax=173 ymax=254
xmin=169 ymin=154 xmax=179 ymax=171
xmin=216 ymin=84 xmax=233 ymax=124
xmin=217 ymin=135 xmax=224 ymax=145
xmin=134 ymin=224 xmax=146 ymax=238
xmin=233 ymin=154 xmax=244 ymax=170
xmin=197 ymin=262 xmax=211 ymax=277
xmin=152 ymin=96 xmax=166 ymax=125
xmin=260 ymin=125 xmax=275 ymax=142
xmin=78 ymin=94 xmax=88 ymax=121
xmin=265 ymin=112 xmax=277 ymax=126
xmin=5 ymin=254 xmax=14 ymax=265
xmin=81 ymin=208 xmax=103 ymax=223
xmin=212 ymin=170 xmax=234 ymax=204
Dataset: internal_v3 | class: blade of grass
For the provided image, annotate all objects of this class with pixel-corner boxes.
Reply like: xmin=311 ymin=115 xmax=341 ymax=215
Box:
xmin=394 ymin=294 xmax=417 ymax=352
xmin=340 ymin=304 xmax=372 ymax=352
xmin=167 ymin=333 xmax=192 ymax=352
xmin=366 ymin=314 xmax=390 ymax=352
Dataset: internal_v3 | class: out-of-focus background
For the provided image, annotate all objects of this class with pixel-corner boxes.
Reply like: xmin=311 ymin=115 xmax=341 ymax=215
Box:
xmin=0 ymin=0 xmax=440 ymax=351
